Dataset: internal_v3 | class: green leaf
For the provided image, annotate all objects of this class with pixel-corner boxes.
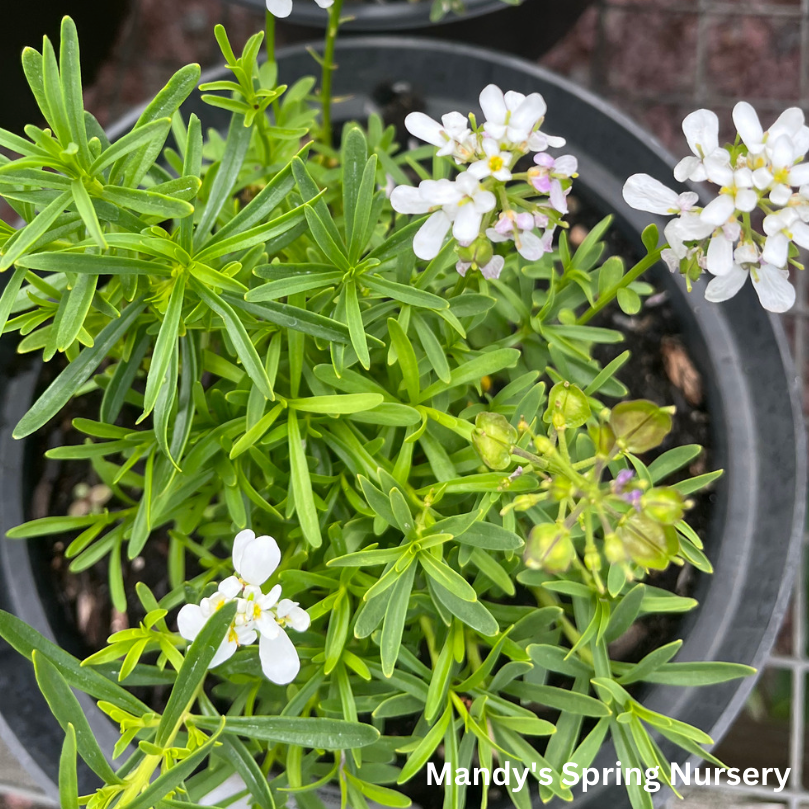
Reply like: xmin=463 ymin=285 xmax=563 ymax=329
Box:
xmin=58 ymin=724 xmax=79 ymax=809
xmin=345 ymin=280 xmax=370 ymax=370
xmin=155 ymin=601 xmax=237 ymax=747
xmin=637 ymin=661 xmax=755 ymax=687
xmin=224 ymin=294 xmax=351 ymax=344
xmin=506 ymin=682 xmax=610 ymax=717
xmin=100 ymin=185 xmax=193 ymax=219
xmin=14 ymin=298 xmax=146 ymax=438
xmin=54 ymin=272 xmax=97 ymax=352
xmin=144 ymin=275 xmax=185 ymax=418
xmin=430 ymin=581 xmax=498 ymax=636
xmin=388 ymin=318 xmax=420 ymax=403
xmin=0 ymin=610 xmax=147 ymax=715
xmin=33 ymin=652 xmax=121 ymax=784
xmin=289 ymin=393 xmax=384 ymax=414
xmin=90 ymin=118 xmax=172 ymax=176
xmin=288 ymin=410 xmax=322 ymax=548
xmin=16 ymin=251 xmax=171 ymax=276
xmin=381 ymin=561 xmax=416 ymax=677
xmin=397 ymin=704 xmax=452 ymax=783
xmin=59 ymin=18 xmax=89 ymax=165
xmin=192 ymin=280 xmax=273 ymax=400
xmin=0 ymin=190 xmax=72 ymax=271
xmin=364 ymin=275 xmax=448 ymax=310
xmin=647 ymin=445 xmax=702 ymax=482
xmin=195 ymin=716 xmax=380 ymax=749
xmin=419 ymin=553 xmax=476 ymax=602
xmin=419 ymin=348 xmax=520 ymax=402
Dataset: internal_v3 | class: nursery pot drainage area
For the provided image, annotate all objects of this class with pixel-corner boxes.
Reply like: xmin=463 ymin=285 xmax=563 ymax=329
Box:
xmin=0 ymin=2 xmax=808 ymax=809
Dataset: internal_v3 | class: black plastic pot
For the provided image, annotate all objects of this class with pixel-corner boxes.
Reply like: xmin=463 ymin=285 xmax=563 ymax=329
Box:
xmin=234 ymin=0 xmax=594 ymax=60
xmin=0 ymin=38 xmax=805 ymax=807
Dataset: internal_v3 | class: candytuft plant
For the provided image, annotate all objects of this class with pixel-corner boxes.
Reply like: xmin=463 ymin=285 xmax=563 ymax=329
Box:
xmin=0 ymin=10 xmax=801 ymax=809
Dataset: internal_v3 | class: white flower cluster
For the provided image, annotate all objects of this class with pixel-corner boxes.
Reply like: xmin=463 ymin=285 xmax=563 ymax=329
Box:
xmin=390 ymin=85 xmax=577 ymax=279
xmin=624 ymin=103 xmax=809 ymax=312
xmin=177 ymin=529 xmax=310 ymax=685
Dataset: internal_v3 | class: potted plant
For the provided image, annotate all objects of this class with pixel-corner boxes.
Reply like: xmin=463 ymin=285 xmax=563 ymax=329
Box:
xmin=0 ymin=11 xmax=804 ymax=809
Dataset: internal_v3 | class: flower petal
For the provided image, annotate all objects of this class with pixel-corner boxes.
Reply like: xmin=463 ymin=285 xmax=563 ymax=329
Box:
xmin=265 ymin=0 xmax=293 ymax=15
xmin=753 ymin=264 xmax=796 ymax=312
xmin=704 ymin=265 xmax=748 ymax=303
xmin=480 ymin=256 xmax=505 ymax=280
xmin=791 ymin=220 xmax=809 ymax=249
xmin=700 ymin=194 xmax=736 ymax=226
xmin=673 ymin=156 xmax=705 ymax=183
xmin=259 ymin=630 xmax=301 ymax=685
xmin=414 ymin=211 xmax=451 ymax=260
xmin=789 ymin=163 xmax=809 ymax=186
xmin=479 ymin=84 xmax=507 ymax=125
xmin=404 ymin=112 xmax=445 ymax=149
xmin=622 ymin=174 xmax=680 ymax=215
xmin=733 ymin=101 xmax=764 ymax=150
xmin=706 ymin=233 xmax=734 ymax=276
xmin=177 ymin=604 xmax=205 ymax=642
xmin=682 ymin=109 xmax=719 ymax=156
xmin=232 ymin=529 xmax=255 ymax=572
xmin=734 ymin=188 xmax=758 ymax=212
xmin=762 ymin=232 xmax=790 ymax=267
xmin=390 ymin=185 xmax=430 ymax=215
xmin=770 ymin=107 xmax=805 ymax=140
xmin=235 ymin=534 xmax=281 ymax=586
xmin=516 ymin=231 xmax=544 ymax=261
xmin=452 ymin=204 xmax=482 ymax=243
xmin=210 ymin=635 xmax=237 ymax=668
xmin=218 ymin=576 xmax=242 ymax=599
xmin=510 ymin=93 xmax=547 ymax=132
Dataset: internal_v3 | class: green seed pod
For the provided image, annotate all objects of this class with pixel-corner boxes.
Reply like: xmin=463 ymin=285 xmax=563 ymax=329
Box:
xmin=618 ymin=512 xmax=679 ymax=570
xmin=588 ymin=422 xmax=616 ymax=456
xmin=472 ymin=412 xmax=518 ymax=471
xmin=609 ymin=399 xmax=674 ymax=454
xmin=642 ymin=487 xmax=686 ymax=525
xmin=544 ymin=381 xmax=591 ymax=431
xmin=603 ymin=532 xmax=625 ymax=564
xmin=525 ymin=522 xmax=576 ymax=573
xmin=473 ymin=235 xmax=494 ymax=267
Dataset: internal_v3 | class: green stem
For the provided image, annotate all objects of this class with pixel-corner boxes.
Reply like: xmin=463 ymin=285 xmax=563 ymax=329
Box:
xmin=320 ymin=0 xmax=345 ymax=147
xmin=577 ymin=245 xmax=664 ymax=325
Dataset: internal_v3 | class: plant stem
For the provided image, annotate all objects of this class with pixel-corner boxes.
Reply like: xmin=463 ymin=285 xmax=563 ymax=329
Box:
xmin=320 ymin=0 xmax=344 ymax=147
xmin=576 ymin=245 xmax=664 ymax=325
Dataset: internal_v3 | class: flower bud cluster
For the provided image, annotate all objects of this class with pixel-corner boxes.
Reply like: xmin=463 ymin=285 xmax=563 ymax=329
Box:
xmin=390 ymin=85 xmax=577 ymax=279
xmin=624 ymin=103 xmax=809 ymax=312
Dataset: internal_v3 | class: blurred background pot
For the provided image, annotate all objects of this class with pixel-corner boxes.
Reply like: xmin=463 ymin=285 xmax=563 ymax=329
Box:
xmin=0 ymin=37 xmax=804 ymax=807
xmin=232 ymin=0 xmax=594 ymax=59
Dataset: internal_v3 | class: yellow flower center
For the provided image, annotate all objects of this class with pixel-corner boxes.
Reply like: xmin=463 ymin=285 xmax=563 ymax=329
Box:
xmin=489 ymin=155 xmax=504 ymax=172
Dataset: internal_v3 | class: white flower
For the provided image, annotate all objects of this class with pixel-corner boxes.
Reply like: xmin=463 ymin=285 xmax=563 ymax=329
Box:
xmin=622 ymin=174 xmax=699 ymax=215
xmin=750 ymin=135 xmax=809 ymax=205
xmin=479 ymin=85 xmax=547 ymax=146
xmin=266 ymin=0 xmax=332 ymax=17
xmin=528 ymin=153 xmax=577 ymax=213
xmin=177 ymin=591 xmax=257 ymax=670
xmin=468 ymin=138 xmax=513 ymax=181
xmin=762 ymin=207 xmax=809 ymax=267
xmin=390 ymin=172 xmax=496 ymax=260
xmin=705 ymin=245 xmax=796 ymax=313
xmin=404 ymin=111 xmax=476 ymax=163
xmin=177 ymin=529 xmax=309 ymax=685
xmin=674 ymin=109 xmax=729 ymax=183
xmin=700 ymin=159 xmax=757 ymax=224
xmin=734 ymin=101 xmax=809 ymax=156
